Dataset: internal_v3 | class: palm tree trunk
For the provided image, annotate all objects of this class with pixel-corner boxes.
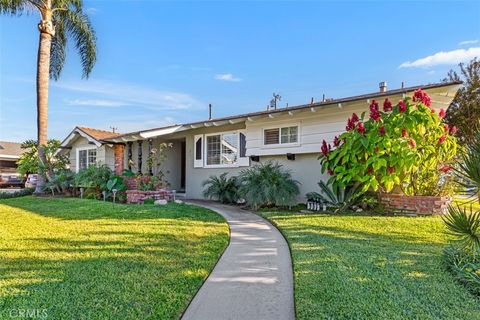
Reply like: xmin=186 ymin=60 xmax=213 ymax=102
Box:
xmin=34 ymin=18 xmax=54 ymax=194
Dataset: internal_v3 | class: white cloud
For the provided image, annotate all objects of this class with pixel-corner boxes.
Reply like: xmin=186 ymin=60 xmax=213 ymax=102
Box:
xmin=53 ymin=79 xmax=203 ymax=111
xmin=399 ymin=47 xmax=480 ymax=68
xmin=66 ymin=99 xmax=127 ymax=107
xmin=459 ymin=39 xmax=479 ymax=46
xmin=214 ymin=73 xmax=242 ymax=82
xmin=86 ymin=7 xmax=98 ymax=15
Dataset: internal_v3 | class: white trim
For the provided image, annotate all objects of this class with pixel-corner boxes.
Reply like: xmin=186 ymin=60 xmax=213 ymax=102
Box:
xmin=203 ymin=130 xmax=241 ymax=168
xmin=75 ymin=146 xmax=98 ymax=172
xmin=0 ymin=155 xmax=20 ymax=159
xmin=261 ymin=123 xmax=301 ymax=149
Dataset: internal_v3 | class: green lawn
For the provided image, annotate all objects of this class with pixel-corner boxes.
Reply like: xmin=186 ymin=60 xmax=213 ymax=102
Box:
xmin=260 ymin=210 xmax=480 ymax=319
xmin=0 ymin=197 xmax=228 ymax=320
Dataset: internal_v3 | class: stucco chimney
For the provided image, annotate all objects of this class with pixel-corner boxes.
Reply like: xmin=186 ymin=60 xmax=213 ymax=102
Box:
xmin=379 ymin=81 xmax=387 ymax=93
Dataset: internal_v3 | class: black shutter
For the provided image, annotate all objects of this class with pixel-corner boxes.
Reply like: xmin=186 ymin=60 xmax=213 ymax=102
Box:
xmin=195 ymin=137 xmax=202 ymax=160
xmin=240 ymin=133 xmax=246 ymax=157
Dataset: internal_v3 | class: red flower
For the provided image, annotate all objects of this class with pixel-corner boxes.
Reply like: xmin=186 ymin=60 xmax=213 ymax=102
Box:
xmin=409 ymin=138 xmax=416 ymax=148
xmin=351 ymin=113 xmax=359 ymax=123
xmin=370 ymin=100 xmax=379 ymax=111
xmin=387 ymin=166 xmax=395 ymax=175
xmin=399 ymin=100 xmax=407 ymax=113
xmin=451 ymin=126 xmax=457 ymax=135
xmin=370 ymin=109 xmax=381 ymax=121
xmin=440 ymin=165 xmax=453 ymax=173
xmin=413 ymin=89 xmax=432 ymax=107
xmin=444 ymin=124 xmax=449 ymax=133
xmin=346 ymin=117 xmax=355 ymax=131
xmin=321 ymin=140 xmax=331 ymax=157
xmin=383 ymin=98 xmax=393 ymax=112
xmin=333 ymin=136 xmax=341 ymax=147
xmin=367 ymin=166 xmax=374 ymax=175
xmin=357 ymin=122 xmax=366 ymax=134
xmin=439 ymin=108 xmax=446 ymax=118
xmin=379 ymin=125 xmax=386 ymax=136
xmin=327 ymin=169 xmax=334 ymax=176
xmin=438 ymin=135 xmax=446 ymax=145
xmin=401 ymin=129 xmax=408 ymax=138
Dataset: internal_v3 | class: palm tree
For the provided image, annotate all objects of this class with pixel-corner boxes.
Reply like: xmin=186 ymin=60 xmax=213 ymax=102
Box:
xmin=1 ymin=0 xmax=96 ymax=193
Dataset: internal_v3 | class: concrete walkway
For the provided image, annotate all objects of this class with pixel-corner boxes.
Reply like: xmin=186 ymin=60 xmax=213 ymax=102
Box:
xmin=182 ymin=201 xmax=295 ymax=320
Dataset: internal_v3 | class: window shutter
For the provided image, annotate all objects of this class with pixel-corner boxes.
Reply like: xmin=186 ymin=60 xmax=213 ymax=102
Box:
xmin=238 ymin=131 xmax=250 ymax=167
xmin=194 ymin=134 xmax=203 ymax=168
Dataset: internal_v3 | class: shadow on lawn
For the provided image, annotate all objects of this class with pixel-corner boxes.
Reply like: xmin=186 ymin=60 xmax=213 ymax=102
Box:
xmin=0 ymin=231 xmax=226 ymax=320
xmin=0 ymin=196 xmax=223 ymax=222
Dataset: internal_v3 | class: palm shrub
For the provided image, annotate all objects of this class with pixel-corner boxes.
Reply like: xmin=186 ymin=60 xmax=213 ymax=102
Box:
xmin=202 ymin=173 xmax=240 ymax=204
xmin=306 ymin=181 xmax=362 ymax=212
xmin=238 ymin=161 xmax=300 ymax=209
xmin=443 ymin=205 xmax=480 ymax=295
xmin=44 ymin=169 xmax=75 ymax=195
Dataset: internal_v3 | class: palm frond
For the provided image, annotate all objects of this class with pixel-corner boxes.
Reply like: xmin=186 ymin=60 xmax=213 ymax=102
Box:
xmin=0 ymin=0 xmax=37 ymax=15
xmin=54 ymin=6 xmax=96 ymax=78
xmin=443 ymin=205 xmax=480 ymax=255
xmin=49 ymin=20 xmax=66 ymax=80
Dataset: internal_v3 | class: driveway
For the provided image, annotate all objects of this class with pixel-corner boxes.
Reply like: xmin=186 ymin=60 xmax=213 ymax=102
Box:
xmin=182 ymin=201 xmax=295 ymax=320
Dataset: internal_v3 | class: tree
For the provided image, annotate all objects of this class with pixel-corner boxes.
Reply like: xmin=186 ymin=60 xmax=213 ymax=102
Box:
xmin=320 ymin=90 xmax=458 ymax=196
xmin=17 ymin=139 xmax=69 ymax=178
xmin=1 ymin=0 xmax=97 ymax=193
xmin=444 ymin=58 xmax=480 ymax=145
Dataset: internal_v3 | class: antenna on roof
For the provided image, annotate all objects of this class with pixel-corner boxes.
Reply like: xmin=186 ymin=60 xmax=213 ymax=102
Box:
xmin=110 ymin=126 xmax=118 ymax=133
xmin=269 ymin=93 xmax=281 ymax=110
xmin=208 ymin=103 xmax=212 ymax=120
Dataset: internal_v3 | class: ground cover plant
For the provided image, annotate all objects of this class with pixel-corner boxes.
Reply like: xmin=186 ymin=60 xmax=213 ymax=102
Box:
xmin=0 ymin=197 xmax=228 ymax=319
xmin=259 ymin=210 xmax=480 ymax=319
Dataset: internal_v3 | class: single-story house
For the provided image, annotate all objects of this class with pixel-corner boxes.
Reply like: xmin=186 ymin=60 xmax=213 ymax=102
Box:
xmin=0 ymin=141 xmax=25 ymax=175
xmin=58 ymin=81 xmax=462 ymax=200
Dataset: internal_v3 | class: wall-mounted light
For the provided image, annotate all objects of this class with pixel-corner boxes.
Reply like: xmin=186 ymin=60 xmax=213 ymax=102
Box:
xmin=250 ymin=155 xmax=260 ymax=162
xmin=287 ymin=153 xmax=295 ymax=161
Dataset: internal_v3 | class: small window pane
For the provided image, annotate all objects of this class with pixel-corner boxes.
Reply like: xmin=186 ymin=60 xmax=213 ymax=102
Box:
xmin=280 ymin=126 xmax=298 ymax=144
xmin=207 ymin=135 xmax=221 ymax=165
xmin=88 ymin=149 xmax=97 ymax=167
xmin=221 ymin=133 xmax=238 ymax=165
xmin=79 ymin=150 xmax=87 ymax=170
xmin=264 ymin=129 xmax=279 ymax=145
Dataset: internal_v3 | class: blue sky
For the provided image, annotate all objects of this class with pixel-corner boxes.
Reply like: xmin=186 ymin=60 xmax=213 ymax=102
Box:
xmin=1 ymin=0 xmax=479 ymax=141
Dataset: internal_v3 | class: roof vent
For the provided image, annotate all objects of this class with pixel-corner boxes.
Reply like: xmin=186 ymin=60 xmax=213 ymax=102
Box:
xmin=379 ymin=81 xmax=387 ymax=93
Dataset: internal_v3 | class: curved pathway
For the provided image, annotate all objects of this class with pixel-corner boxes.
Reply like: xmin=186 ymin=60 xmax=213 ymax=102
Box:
xmin=182 ymin=201 xmax=295 ymax=320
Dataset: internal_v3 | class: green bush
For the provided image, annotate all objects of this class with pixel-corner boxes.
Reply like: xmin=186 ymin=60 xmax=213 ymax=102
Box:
xmin=0 ymin=188 xmax=34 ymax=199
xmin=320 ymin=89 xmax=458 ymax=195
xmin=143 ymin=198 xmax=155 ymax=205
xmin=137 ymin=176 xmax=162 ymax=191
xmin=239 ymin=161 xmax=300 ymax=209
xmin=202 ymin=173 xmax=240 ymax=204
xmin=44 ymin=169 xmax=76 ymax=195
xmin=75 ymin=165 xmax=114 ymax=199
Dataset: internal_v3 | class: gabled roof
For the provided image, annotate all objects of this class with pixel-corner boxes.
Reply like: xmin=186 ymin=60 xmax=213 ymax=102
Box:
xmin=105 ymin=81 xmax=462 ymax=143
xmin=59 ymin=127 xmax=122 ymax=149
xmin=0 ymin=141 xmax=25 ymax=159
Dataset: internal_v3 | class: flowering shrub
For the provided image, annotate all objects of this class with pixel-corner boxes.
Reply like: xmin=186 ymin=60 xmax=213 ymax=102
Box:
xmin=320 ymin=89 xmax=459 ymax=195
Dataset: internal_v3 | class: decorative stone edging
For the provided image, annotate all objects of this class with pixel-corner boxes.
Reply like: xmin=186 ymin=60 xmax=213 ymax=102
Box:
xmin=378 ymin=193 xmax=452 ymax=215
xmin=126 ymin=189 xmax=173 ymax=204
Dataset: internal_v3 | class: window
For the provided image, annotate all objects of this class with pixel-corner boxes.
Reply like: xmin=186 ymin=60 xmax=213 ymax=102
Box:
xmin=78 ymin=148 xmax=97 ymax=171
xmin=206 ymin=133 xmax=239 ymax=166
xmin=264 ymin=126 xmax=298 ymax=145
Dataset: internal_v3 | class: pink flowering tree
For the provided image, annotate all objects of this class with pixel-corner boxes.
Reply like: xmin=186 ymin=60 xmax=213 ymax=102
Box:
xmin=320 ymin=89 xmax=459 ymax=195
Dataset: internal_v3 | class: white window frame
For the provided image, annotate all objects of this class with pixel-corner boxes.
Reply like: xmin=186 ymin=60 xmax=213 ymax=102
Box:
xmin=204 ymin=130 xmax=241 ymax=168
xmin=76 ymin=146 xmax=98 ymax=172
xmin=261 ymin=123 xmax=300 ymax=148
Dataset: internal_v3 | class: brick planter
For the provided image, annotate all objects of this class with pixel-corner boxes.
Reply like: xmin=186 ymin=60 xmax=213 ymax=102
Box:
xmin=126 ymin=189 xmax=173 ymax=204
xmin=379 ymin=193 xmax=452 ymax=215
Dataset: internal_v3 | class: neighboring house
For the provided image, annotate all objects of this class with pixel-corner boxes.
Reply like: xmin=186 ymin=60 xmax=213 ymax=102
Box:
xmin=60 ymin=81 xmax=461 ymax=200
xmin=58 ymin=127 xmax=122 ymax=172
xmin=0 ymin=141 xmax=25 ymax=175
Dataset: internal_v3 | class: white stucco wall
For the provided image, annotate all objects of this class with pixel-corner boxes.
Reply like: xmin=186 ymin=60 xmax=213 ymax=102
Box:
xmin=68 ymin=136 xmax=114 ymax=172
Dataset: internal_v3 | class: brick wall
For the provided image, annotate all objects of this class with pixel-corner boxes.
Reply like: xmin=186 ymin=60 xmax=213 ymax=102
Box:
xmin=126 ymin=190 xmax=173 ymax=204
xmin=114 ymin=144 xmax=125 ymax=176
xmin=379 ymin=193 xmax=452 ymax=215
